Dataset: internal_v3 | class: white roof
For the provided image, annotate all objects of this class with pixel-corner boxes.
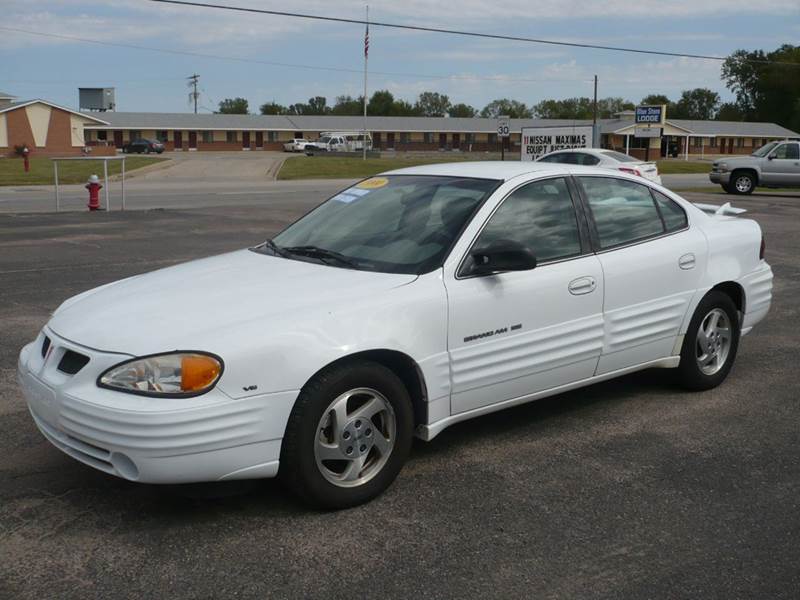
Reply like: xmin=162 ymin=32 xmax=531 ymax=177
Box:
xmin=382 ymin=160 xmax=575 ymax=180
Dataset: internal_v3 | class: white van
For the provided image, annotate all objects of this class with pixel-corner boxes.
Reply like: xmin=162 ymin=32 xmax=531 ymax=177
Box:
xmin=306 ymin=131 xmax=372 ymax=153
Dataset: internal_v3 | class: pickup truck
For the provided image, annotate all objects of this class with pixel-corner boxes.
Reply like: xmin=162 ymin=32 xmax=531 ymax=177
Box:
xmin=710 ymin=140 xmax=800 ymax=194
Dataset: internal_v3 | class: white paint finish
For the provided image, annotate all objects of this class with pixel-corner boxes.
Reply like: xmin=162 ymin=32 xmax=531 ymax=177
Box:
xmin=0 ymin=114 xmax=7 ymax=147
xmin=594 ymin=228 xmax=708 ymax=375
xmin=25 ymin=103 xmax=52 ymax=147
xmin=16 ymin=162 xmax=773 ymax=486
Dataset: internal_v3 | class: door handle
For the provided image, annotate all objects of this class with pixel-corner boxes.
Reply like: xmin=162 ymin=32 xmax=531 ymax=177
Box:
xmin=679 ymin=253 xmax=696 ymax=270
xmin=568 ymin=276 xmax=597 ymax=295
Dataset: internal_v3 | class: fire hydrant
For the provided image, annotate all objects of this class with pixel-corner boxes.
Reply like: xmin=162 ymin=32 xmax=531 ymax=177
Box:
xmin=21 ymin=146 xmax=30 ymax=172
xmin=85 ymin=174 xmax=102 ymax=211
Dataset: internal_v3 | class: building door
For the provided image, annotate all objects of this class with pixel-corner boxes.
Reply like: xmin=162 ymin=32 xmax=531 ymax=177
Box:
xmin=439 ymin=133 xmax=447 ymax=149
xmin=242 ymin=131 xmax=251 ymax=149
xmin=387 ymin=133 xmax=395 ymax=149
xmin=113 ymin=131 xmax=123 ymax=148
xmin=452 ymin=133 xmax=460 ymax=149
xmin=373 ymin=132 xmax=382 ymax=149
xmin=188 ymin=131 xmax=197 ymax=150
xmin=173 ymin=131 xmax=183 ymax=150
xmin=728 ymin=138 xmax=734 ymax=153
xmin=255 ymin=131 xmax=263 ymax=148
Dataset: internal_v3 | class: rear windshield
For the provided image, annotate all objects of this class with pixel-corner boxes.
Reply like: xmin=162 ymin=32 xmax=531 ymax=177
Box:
xmin=600 ymin=150 xmax=639 ymax=163
xmin=267 ymin=175 xmax=500 ymax=274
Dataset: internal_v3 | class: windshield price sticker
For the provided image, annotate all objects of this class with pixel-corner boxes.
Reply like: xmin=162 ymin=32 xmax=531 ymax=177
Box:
xmin=356 ymin=177 xmax=389 ymax=189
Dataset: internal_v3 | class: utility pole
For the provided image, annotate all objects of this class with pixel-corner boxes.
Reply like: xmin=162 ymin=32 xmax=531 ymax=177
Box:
xmin=592 ymin=74 xmax=598 ymax=127
xmin=362 ymin=5 xmax=369 ymax=161
xmin=187 ymin=74 xmax=200 ymax=114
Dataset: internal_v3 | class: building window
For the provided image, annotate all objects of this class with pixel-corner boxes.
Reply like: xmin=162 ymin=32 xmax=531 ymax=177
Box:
xmin=399 ymin=132 xmax=410 ymax=144
xmin=424 ymin=132 xmax=434 ymax=144
xmin=737 ymin=137 xmax=744 ymax=147
xmin=129 ymin=130 xmax=142 ymax=141
xmin=226 ymin=131 xmax=236 ymax=143
xmin=693 ymin=137 xmax=703 ymax=148
xmin=629 ymin=136 xmax=649 ymax=149
xmin=156 ymin=130 xmax=168 ymax=142
xmin=97 ymin=130 xmax=107 ymax=141
xmin=709 ymin=137 xmax=716 ymax=147
xmin=294 ymin=131 xmax=303 ymax=139
xmin=202 ymin=131 xmax=213 ymax=143
xmin=268 ymin=131 xmax=277 ymax=142
xmin=464 ymin=133 xmax=475 ymax=144
xmin=488 ymin=133 xmax=498 ymax=145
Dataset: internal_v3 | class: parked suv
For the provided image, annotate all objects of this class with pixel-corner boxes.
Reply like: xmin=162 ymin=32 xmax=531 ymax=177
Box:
xmin=122 ymin=138 xmax=165 ymax=154
xmin=710 ymin=141 xmax=800 ymax=194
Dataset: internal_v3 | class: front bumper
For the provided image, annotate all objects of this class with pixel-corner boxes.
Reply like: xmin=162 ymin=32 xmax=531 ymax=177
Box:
xmin=17 ymin=328 xmax=298 ymax=484
xmin=709 ymin=171 xmax=730 ymax=185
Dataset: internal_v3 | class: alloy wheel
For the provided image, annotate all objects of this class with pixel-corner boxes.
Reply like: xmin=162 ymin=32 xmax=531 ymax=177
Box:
xmin=695 ymin=308 xmax=732 ymax=375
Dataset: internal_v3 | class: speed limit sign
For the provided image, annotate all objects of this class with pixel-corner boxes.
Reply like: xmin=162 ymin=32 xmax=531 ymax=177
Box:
xmin=497 ymin=116 xmax=510 ymax=138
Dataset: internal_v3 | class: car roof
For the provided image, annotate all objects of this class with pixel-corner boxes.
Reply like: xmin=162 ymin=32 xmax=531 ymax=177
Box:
xmin=381 ymin=160 xmax=616 ymax=181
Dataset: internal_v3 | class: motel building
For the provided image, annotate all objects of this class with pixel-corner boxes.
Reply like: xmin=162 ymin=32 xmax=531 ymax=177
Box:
xmin=2 ymin=92 xmax=798 ymax=159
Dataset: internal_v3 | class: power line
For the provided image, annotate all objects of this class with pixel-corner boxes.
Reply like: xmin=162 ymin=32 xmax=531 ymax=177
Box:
xmin=148 ymin=0 xmax=800 ymax=67
xmin=0 ymin=26 xmax=592 ymax=85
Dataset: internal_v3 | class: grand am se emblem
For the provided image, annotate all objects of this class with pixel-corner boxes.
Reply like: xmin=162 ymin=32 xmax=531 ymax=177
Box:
xmin=464 ymin=323 xmax=522 ymax=343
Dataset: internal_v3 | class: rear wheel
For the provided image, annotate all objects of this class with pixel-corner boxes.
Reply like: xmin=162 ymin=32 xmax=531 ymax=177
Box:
xmin=280 ymin=361 xmax=413 ymax=509
xmin=730 ymin=171 xmax=755 ymax=195
xmin=677 ymin=291 xmax=740 ymax=390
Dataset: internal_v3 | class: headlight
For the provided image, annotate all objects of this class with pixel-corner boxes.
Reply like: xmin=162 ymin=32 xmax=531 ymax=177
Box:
xmin=718 ymin=162 xmax=729 ymax=172
xmin=98 ymin=352 xmax=223 ymax=397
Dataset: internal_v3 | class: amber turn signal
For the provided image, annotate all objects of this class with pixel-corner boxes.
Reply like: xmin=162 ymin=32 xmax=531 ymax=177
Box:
xmin=181 ymin=355 xmax=222 ymax=392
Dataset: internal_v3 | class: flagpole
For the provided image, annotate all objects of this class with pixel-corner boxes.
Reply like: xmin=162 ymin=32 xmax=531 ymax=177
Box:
xmin=362 ymin=5 xmax=369 ymax=161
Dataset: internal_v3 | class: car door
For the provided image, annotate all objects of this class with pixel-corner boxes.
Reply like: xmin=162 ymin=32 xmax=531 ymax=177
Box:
xmin=576 ymin=176 xmax=707 ymax=374
xmin=761 ymin=142 xmax=800 ymax=185
xmin=444 ymin=176 xmax=604 ymax=414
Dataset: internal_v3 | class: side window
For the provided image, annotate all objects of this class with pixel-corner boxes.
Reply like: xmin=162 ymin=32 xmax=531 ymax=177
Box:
xmin=574 ymin=153 xmax=600 ymax=166
xmin=580 ymin=177 xmax=664 ymax=248
xmin=652 ymin=190 xmax=688 ymax=232
xmin=772 ymin=143 xmax=799 ymax=159
xmin=537 ymin=154 xmax=561 ymax=163
xmin=469 ymin=178 xmax=582 ymax=265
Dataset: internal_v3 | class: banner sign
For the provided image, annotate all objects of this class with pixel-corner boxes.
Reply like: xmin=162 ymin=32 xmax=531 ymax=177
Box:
xmin=634 ymin=126 xmax=662 ymax=138
xmin=520 ymin=126 xmax=594 ymax=161
xmin=635 ymin=105 xmax=666 ymax=125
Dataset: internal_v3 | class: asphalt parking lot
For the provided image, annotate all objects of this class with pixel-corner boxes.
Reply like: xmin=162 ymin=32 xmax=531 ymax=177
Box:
xmin=1 ymin=190 xmax=799 ymax=599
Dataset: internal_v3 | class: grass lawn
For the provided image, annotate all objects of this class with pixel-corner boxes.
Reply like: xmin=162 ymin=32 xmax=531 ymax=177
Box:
xmin=277 ymin=155 xmax=492 ymax=180
xmin=675 ymin=186 xmax=800 ymax=195
xmin=0 ymin=156 xmax=168 ymax=186
xmin=655 ymin=160 xmax=712 ymax=174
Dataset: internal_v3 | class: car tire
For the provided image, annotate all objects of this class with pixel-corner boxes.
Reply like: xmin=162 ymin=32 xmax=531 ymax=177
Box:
xmin=280 ymin=360 xmax=414 ymax=509
xmin=677 ymin=291 xmax=740 ymax=391
xmin=730 ymin=171 xmax=755 ymax=195
xmin=721 ymin=183 xmax=733 ymax=193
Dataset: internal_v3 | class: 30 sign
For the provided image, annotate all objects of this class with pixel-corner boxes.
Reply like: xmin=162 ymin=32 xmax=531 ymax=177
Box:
xmin=497 ymin=116 xmax=510 ymax=138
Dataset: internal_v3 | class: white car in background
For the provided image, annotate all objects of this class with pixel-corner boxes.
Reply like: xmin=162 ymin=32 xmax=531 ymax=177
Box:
xmin=283 ymin=138 xmax=309 ymax=152
xmin=18 ymin=162 xmax=771 ymax=509
xmin=537 ymin=148 xmax=662 ymax=184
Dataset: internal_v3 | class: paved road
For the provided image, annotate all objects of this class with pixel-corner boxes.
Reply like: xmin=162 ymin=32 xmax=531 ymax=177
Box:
xmin=1 ymin=191 xmax=798 ymax=599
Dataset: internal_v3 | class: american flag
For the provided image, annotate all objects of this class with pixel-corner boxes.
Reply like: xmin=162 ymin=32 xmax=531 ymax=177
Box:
xmin=364 ymin=21 xmax=369 ymax=58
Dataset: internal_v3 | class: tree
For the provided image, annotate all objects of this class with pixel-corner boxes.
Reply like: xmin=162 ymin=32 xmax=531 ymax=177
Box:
xmin=640 ymin=94 xmax=671 ymax=106
xmin=480 ymin=99 xmax=533 ymax=119
xmin=259 ymin=101 xmax=286 ymax=115
xmin=448 ymin=103 xmax=477 ymax=118
xmin=331 ymin=95 xmax=363 ymax=115
xmin=671 ymin=88 xmax=721 ymax=120
xmin=306 ymin=96 xmax=330 ymax=115
xmin=716 ymin=102 xmax=745 ymax=121
xmin=367 ymin=90 xmax=396 ymax=116
xmin=390 ymin=99 xmax=418 ymax=116
xmin=414 ymin=91 xmax=451 ymax=117
xmin=533 ymin=97 xmax=593 ymax=119
xmin=597 ymin=97 xmax=635 ymax=117
xmin=722 ymin=45 xmax=800 ymax=130
xmin=217 ymin=97 xmax=249 ymax=114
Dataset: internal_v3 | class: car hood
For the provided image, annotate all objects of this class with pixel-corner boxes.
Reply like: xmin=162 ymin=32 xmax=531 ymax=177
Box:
xmin=48 ymin=249 xmax=417 ymax=356
xmin=714 ymin=156 xmax=758 ymax=167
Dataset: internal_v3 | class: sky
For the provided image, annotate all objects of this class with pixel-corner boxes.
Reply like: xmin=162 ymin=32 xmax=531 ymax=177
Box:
xmin=2 ymin=0 xmax=798 ymax=114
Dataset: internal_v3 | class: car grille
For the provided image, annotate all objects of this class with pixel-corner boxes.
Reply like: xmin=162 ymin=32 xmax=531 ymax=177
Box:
xmin=41 ymin=336 xmax=51 ymax=358
xmin=57 ymin=350 xmax=90 ymax=375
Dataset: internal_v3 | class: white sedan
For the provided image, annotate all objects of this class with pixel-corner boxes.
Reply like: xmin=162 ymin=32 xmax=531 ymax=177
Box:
xmin=283 ymin=138 xmax=309 ymax=152
xmin=18 ymin=162 xmax=772 ymax=508
xmin=537 ymin=148 xmax=662 ymax=184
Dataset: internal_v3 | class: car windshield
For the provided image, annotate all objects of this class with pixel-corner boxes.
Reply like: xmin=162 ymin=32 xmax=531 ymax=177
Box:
xmin=752 ymin=142 xmax=779 ymax=157
xmin=318 ymin=136 xmax=332 ymax=144
xmin=600 ymin=150 xmax=639 ymax=163
xmin=264 ymin=175 xmax=499 ymax=274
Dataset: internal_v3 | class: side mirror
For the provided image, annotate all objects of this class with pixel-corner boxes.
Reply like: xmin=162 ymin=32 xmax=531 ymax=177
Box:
xmin=767 ymin=154 xmax=775 ymax=160
xmin=469 ymin=241 xmax=537 ymax=276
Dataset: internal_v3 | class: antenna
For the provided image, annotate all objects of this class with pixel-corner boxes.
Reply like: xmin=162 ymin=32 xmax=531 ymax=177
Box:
xmin=187 ymin=73 xmax=200 ymax=113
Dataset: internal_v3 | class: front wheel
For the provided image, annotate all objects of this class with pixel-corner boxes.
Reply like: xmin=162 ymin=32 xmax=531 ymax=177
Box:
xmin=731 ymin=171 xmax=755 ymax=195
xmin=280 ymin=361 xmax=414 ymax=509
xmin=677 ymin=291 xmax=740 ymax=390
